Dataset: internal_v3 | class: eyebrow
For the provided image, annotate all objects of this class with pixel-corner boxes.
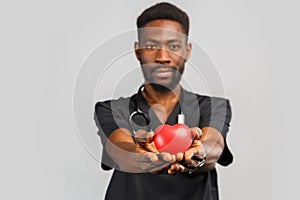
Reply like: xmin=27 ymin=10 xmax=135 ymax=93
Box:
xmin=143 ymin=39 xmax=160 ymax=43
xmin=143 ymin=38 xmax=183 ymax=43
xmin=167 ymin=39 xmax=183 ymax=43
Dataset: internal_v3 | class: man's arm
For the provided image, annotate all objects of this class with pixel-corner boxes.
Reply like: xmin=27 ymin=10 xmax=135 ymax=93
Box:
xmin=182 ymin=96 xmax=232 ymax=172
xmin=168 ymin=127 xmax=225 ymax=173
xmin=105 ymin=128 xmax=176 ymax=173
xmin=191 ymin=127 xmax=224 ymax=172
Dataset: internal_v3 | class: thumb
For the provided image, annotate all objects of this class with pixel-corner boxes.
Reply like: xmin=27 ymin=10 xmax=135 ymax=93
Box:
xmin=190 ymin=127 xmax=202 ymax=140
xmin=184 ymin=147 xmax=198 ymax=160
xmin=146 ymin=131 xmax=155 ymax=143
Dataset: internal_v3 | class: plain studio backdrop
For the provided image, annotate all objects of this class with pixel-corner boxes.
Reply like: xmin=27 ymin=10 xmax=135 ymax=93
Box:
xmin=0 ymin=0 xmax=298 ymax=199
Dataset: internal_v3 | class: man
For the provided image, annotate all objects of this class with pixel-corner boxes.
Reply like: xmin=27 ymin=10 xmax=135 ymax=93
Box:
xmin=94 ymin=2 xmax=233 ymax=200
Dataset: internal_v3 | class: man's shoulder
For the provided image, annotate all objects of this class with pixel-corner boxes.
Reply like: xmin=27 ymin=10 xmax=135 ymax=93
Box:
xmin=94 ymin=94 xmax=138 ymax=113
xmin=184 ymin=89 xmax=209 ymax=99
xmin=183 ymin=89 xmax=230 ymax=103
xmin=95 ymin=95 xmax=134 ymax=106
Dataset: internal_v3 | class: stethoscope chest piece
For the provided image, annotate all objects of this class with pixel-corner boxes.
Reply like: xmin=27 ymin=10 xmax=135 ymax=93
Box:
xmin=129 ymin=108 xmax=151 ymax=135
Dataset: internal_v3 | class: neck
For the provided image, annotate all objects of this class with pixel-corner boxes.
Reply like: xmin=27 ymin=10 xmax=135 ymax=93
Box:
xmin=142 ymin=83 xmax=181 ymax=106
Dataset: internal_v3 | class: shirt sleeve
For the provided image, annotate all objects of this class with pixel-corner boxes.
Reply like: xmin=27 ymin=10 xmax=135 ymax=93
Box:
xmin=94 ymin=99 xmax=132 ymax=141
xmin=198 ymin=96 xmax=233 ymax=166
xmin=94 ymin=99 xmax=132 ymax=170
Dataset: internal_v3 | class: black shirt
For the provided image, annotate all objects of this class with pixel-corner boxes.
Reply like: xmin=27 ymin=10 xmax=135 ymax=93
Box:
xmin=94 ymin=87 xmax=233 ymax=200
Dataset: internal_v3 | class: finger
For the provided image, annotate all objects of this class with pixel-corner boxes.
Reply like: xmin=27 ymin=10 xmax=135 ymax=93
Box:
xmin=135 ymin=131 xmax=155 ymax=146
xmin=134 ymin=129 xmax=148 ymax=143
xmin=143 ymin=143 xmax=159 ymax=153
xmin=136 ymin=143 xmax=154 ymax=153
xmin=160 ymin=152 xmax=176 ymax=162
xmin=192 ymin=139 xmax=202 ymax=145
xmin=137 ymin=141 xmax=158 ymax=153
xmin=191 ymin=143 xmax=206 ymax=158
xmin=190 ymin=127 xmax=202 ymax=140
xmin=184 ymin=149 xmax=206 ymax=168
xmin=168 ymin=163 xmax=179 ymax=174
xmin=168 ymin=163 xmax=186 ymax=174
xmin=184 ymin=147 xmax=200 ymax=160
xmin=176 ymin=152 xmax=184 ymax=161
xmin=146 ymin=131 xmax=154 ymax=143
xmin=181 ymin=158 xmax=199 ymax=168
xmin=178 ymin=164 xmax=186 ymax=173
xmin=136 ymin=152 xmax=158 ymax=162
xmin=171 ymin=163 xmax=180 ymax=171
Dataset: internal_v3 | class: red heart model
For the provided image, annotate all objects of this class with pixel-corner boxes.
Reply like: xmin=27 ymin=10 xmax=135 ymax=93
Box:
xmin=154 ymin=124 xmax=193 ymax=154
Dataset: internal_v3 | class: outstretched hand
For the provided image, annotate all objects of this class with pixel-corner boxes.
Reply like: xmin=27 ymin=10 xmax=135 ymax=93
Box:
xmin=168 ymin=127 xmax=206 ymax=174
xmin=134 ymin=130 xmax=177 ymax=173
xmin=134 ymin=127 xmax=205 ymax=174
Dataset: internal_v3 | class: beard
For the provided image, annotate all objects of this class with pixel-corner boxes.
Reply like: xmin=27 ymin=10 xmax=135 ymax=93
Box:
xmin=149 ymin=83 xmax=174 ymax=93
xmin=141 ymin=64 xmax=184 ymax=93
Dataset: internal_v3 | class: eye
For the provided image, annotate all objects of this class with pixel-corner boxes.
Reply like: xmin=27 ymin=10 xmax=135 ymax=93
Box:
xmin=145 ymin=44 xmax=157 ymax=50
xmin=169 ymin=45 xmax=180 ymax=51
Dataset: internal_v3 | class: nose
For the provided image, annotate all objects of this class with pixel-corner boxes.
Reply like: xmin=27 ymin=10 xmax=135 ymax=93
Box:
xmin=155 ymin=48 xmax=171 ymax=64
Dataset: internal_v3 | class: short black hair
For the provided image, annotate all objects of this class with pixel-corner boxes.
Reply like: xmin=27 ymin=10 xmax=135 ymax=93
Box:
xmin=137 ymin=2 xmax=190 ymax=36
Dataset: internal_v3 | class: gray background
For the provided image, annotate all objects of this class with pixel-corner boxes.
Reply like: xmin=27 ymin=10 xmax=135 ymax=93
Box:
xmin=0 ymin=0 xmax=298 ymax=199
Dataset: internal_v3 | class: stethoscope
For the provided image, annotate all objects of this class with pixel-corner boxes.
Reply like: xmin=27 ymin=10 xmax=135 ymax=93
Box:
xmin=128 ymin=85 xmax=185 ymax=135
xmin=128 ymin=86 xmax=206 ymax=172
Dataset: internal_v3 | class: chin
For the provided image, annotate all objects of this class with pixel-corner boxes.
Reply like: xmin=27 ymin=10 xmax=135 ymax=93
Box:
xmin=149 ymin=82 xmax=178 ymax=93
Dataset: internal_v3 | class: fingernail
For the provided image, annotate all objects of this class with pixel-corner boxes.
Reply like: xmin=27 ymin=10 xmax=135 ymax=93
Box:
xmin=150 ymin=155 xmax=158 ymax=162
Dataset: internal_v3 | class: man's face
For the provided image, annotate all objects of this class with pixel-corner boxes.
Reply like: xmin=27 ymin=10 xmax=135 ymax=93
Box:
xmin=135 ymin=19 xmax=191 ymax=91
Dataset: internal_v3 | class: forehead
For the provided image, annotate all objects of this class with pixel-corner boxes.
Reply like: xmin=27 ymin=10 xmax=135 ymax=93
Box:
xmin=139 ymin=19 xmax=187 ymax=42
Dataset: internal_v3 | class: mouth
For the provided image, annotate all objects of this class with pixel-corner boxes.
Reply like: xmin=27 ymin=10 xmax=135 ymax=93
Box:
xmin=152 ymin=66 xmax=175 ymax=78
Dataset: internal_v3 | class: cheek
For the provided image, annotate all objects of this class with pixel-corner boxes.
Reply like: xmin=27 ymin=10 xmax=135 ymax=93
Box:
xmin=171 ymin=54 xmax=186 ymax=65
xmin=170 ymin=50 xmax=187 ymax=60
xmin=139 ymin=52 xmax=155 ymax=63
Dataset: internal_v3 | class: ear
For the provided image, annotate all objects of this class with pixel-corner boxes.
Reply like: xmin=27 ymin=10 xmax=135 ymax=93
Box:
xmin=185 ymin=43 xmax=192 ymax=61
xmin=134 ymin=41 xmax=141 ymax=61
